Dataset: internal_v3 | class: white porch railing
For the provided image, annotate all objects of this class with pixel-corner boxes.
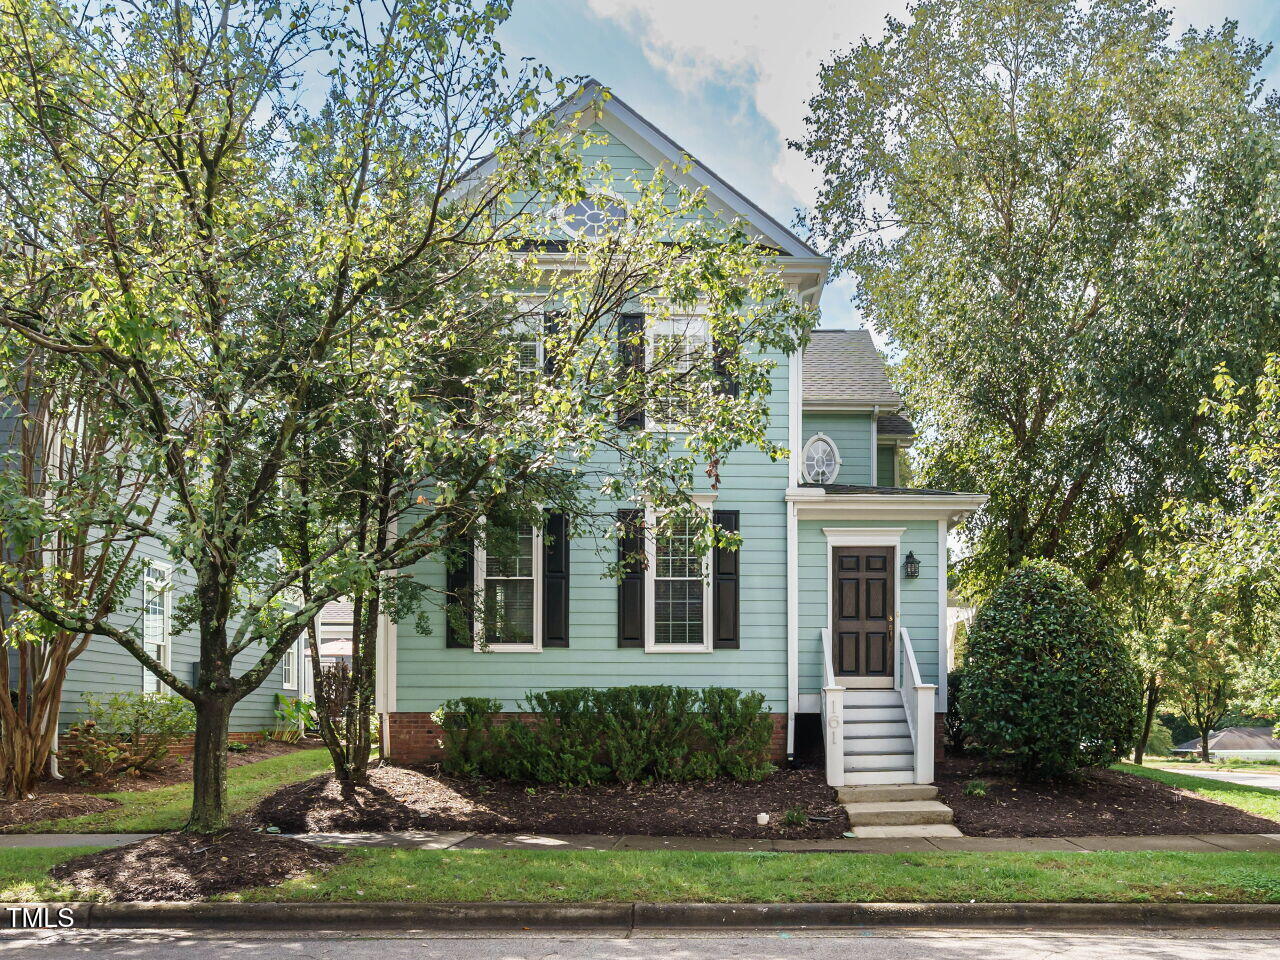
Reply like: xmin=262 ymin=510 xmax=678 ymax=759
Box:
xmin=896 ymin=626 xmax=937 ymax=784
xmin=819 ymin=628 xmax=844 ymax=787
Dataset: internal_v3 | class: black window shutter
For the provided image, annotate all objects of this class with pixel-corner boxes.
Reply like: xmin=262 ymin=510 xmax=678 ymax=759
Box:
xmin=617 ymin=508 xmax=644 ymax=647
xmin=617 ymin=312 xmax=645 ymax=429
xmin=444 ymin=539 xmax=474 ymax=648
xmin=713 ymin=510 xmax=740 ymax=649
xmin=543 ymin=311 xmax=562 ymax=377
xmin=713 ymin=338 xmax=739 ymax=399
xmin=543 ymin=511 xmax=570 ymax=647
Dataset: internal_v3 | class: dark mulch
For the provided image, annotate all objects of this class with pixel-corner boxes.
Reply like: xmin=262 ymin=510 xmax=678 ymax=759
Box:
xmin=252 ymin=763 xmax=847 ymax=839
xmin=0 ymin=793 xmax=118 ymax=830
xmin=936 ymin=755 xmax=1280 ymax=837
xmin=49 ymin=828 xmax=343 ymax=901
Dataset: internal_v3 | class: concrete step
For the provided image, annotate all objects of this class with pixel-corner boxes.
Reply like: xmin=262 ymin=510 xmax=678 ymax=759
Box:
xmin=844 ymin=770 xmax=916 ymax=785
xmin=842 ymin=720 xmax=909 ymax=738
xmin=845 ymin=736 xmax=915 ymax=754
xmin=837 ymin=783 xmax=938 ymax=804
xmin=849 ymin=823 xmax=964 ymax=839
xmin=841 ymin=706 xmax=905 ymax=723
xmin=842 ymin=690 xmax=902 ymax=708
xmin=845 ymin=753 xmax=914 ymax=772
xmin=843 ymin=800 xmax=955 ymax=827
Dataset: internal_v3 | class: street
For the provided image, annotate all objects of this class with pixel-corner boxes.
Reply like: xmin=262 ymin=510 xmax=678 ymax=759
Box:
xmin=4 ymin=929 xmax=1280 ymax=959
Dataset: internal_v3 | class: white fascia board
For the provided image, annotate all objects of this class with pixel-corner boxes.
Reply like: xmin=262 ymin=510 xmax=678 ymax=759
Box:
xmin=803 ymin=401 xmax=901 ymax=413
xmin=786 ymin=491 xmax=988 ymax=526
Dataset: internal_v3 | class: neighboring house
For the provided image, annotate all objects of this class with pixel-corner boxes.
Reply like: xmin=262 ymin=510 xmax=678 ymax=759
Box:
xmin=315 ymin=601 xmax=355 ymax=670
xmin=1173 ymin=727 xmax=1280 ymax=760
xmin=376 ymin=80 xmax=986 ymax=788
xmin=0 ymin=414 xmax=305 ymax=737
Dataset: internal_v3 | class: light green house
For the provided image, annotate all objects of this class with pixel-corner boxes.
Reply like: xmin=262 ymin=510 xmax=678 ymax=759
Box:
xmin=378 ymin=82 xmax=985 ymax=787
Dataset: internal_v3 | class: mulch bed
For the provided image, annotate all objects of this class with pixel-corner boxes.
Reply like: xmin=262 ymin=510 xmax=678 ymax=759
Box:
xmin=0 ymin=738 xmax=321 ymax=831
xmin=49 ymin=828 xmax=342 ymax=901
xmin=936 ymin=755 xmax=1280 ymax=837
xmin=251 ymin=763 xmax=847 ymax=839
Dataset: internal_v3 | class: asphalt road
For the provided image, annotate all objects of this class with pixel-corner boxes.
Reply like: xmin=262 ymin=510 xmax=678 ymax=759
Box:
xmin=5 ymin=930 xmax=1280 ymax=959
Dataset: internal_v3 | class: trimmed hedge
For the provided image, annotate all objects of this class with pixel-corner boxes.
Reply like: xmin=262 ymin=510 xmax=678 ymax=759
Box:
xmin=959 ymin=560 xmax=1141 ymax=779
xmin=435 ymin=685 xmax=775 ymax=785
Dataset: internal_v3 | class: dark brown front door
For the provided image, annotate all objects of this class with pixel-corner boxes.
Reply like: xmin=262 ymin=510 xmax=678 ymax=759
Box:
xmin=831 ymin=547 xmax=895 ymax=678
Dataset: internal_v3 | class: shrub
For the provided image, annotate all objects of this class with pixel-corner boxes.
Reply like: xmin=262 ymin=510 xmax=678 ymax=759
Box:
xmin=959 ymin=560 xmax=1141 ymax=780
xmin=438 ymin=685 xmax=775 ymax=785
xmin=75 ymin=692 xmax=195 ymax=773
xmin=433 ymin=697 xmax=503 ymax=777
xmin=943 ymin=667 xmax=969 ymax=754
xmin=963 ymin=779 xmax=988 ymax=797
xmin=1145 ymin=720 xmax=1175 ymax=758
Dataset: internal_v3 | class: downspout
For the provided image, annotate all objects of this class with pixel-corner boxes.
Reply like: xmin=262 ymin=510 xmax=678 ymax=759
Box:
xmin=785 ymin=305 xmax=806 ymax=763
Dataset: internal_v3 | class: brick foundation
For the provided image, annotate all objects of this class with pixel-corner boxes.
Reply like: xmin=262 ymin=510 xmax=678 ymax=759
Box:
xmin=385 ymin=711 xmax=790 ymax=765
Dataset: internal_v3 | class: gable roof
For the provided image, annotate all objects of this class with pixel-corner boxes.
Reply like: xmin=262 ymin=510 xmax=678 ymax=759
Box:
xmin=803 ymin=329 xmax=902 ymax=407
xmin=1174 ymin=726 xmax=1280 ymax=752
xmin=878 ymin=413 xmax=915 ymax=437
xmin=460 ymin=79 xmax=827 ymax=262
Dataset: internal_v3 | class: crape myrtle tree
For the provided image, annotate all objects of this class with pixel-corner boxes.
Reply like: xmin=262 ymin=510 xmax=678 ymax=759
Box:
xmin=798 ymin=0 xmax=1280 ymax=594
xmin=0 ymin=0 xmax=812 ymax=830
xmin=0 ymin=347 xmax=157 ymax=798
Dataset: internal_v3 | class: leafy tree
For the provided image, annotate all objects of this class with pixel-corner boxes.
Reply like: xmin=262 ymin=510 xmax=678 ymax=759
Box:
xmin=960 ymin=559 xmax=1141 ymax=779
xmin=0 ymin=0 xmax=811 ymax=830
xmin=798 ymin=0 xmax=1280 ymax=592
xmin=0 ymin=348 xmax=157 ymax=798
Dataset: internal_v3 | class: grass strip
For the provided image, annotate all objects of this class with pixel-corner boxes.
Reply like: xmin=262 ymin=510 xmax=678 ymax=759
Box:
xmin=10 ymin=749 xmax=333 ymax=834
xmin=5 ymin=846 xmax=1280 ymax=904
xmin=1119 ymin=763 xmax=1280 ymax=821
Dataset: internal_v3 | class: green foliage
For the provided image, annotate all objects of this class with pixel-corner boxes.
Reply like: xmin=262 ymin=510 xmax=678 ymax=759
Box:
xmin=69 ymin=692 xmax=195 ymax=775
xmin=781 ymin=807 xmax=807 ymax=828
xmin=437 ymin=686 xmax=776 ymax=786
xmin=963 ymin=780 xmax=988 ymax=798
xmin=1145 ymin=721 xmax=1175 ymax=758
xmin=433 ymin=698 xmax=504 ymax=779
xmin=800 ymin=0 xmax=1280 ymax=594
xmin=228 ymin=741 xmax=250 ymax=754
xmin=960 ymin=561 xmax=1142 ymax=779
xmin=943 ymin=668 xmax=969 ymax=755
xmin=271 ymin=696 xmax=315 ymax=744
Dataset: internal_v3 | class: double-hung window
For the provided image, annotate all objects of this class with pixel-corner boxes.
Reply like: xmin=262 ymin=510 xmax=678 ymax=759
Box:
xmin=645 ymin=505 xmax=713 ymax=652
xmin=282 ymin=638 xmax=298 ymax=690
xmin=141 ymin=563 xmax=172 ymax=693
xmin=475 ymin=518 xmax=542 ymax=650
xmin=646 ymin=315 xmax=708 ymax=430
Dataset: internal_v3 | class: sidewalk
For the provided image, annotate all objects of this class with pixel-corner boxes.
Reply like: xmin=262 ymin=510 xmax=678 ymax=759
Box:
xmin=5 ymin=830 xmax=1280 ymax=853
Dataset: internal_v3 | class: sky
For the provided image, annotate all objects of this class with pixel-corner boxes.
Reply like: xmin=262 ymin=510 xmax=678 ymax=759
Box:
xmin=497 ymin=0 xmax=1280 ymax=330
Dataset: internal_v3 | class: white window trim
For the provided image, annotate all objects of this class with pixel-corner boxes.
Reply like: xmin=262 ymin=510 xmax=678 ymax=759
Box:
xmin=514 ymin=306 xmax=545 ymax=375
xmin=473 ymin=520 xmax=544 ymax=652
xmin=645 ymin=313 xmax=710 ymax=434
xmin=644 ymin=496 xmax=716 ymax=653
xmin=282 ymin=636 xmax=299 ymax=690
xmin=555 ymin=188 xmax=629 ymax=241
xmin=141 ymin=562 xmax=172 ymax=693
xmin=801 ymin=433 xmax=843 ymax=484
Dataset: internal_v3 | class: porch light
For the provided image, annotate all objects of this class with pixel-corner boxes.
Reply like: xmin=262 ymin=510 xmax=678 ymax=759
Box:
xmin=903 ymin=551 xmax=921 ymax=579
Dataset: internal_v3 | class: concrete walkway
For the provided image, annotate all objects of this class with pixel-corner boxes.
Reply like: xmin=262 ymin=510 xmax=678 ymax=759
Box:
xmin=1152 ymin=765 xmax=1280 ymax=791
xmin=6 ymin=830 xmax=1280 ymax=853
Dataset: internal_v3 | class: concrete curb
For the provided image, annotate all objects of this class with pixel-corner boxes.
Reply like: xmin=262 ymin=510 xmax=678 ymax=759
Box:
xmin=7 ymin=901 xmax=1280 ymax=931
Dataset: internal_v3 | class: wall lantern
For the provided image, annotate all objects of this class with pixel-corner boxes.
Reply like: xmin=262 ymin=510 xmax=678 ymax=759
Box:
xmin=903 ymin=551 xmax=921 ymax=579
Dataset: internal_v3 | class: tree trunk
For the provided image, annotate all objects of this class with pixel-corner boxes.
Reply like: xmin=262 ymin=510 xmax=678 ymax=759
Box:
xmin=188 ymin=697 xmax=231 ymax=833
xmin=1200 ymin=729 xmax=1211 ymax=763
xmin=1133 ymin=681 xmax=1159 ymax=766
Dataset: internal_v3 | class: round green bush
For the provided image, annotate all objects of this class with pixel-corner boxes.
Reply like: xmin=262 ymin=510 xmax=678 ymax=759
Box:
xmin=959 ymin=560 xmax=1141 ymax=779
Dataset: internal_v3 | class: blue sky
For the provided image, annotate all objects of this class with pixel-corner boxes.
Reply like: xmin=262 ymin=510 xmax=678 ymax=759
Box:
xmin=497 ymin=0 xmax=1280 ymax=330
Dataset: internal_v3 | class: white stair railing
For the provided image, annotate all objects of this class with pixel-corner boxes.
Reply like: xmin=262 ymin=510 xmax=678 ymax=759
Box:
xmin=819 ymin=628 xmax=844 ymax=787
xmin=896 ymin=626 xmax=937 ymax=784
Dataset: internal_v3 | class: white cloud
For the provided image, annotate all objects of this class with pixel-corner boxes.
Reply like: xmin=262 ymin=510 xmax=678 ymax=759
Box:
xmin=584 ymin=0 xmax=901 ymax=210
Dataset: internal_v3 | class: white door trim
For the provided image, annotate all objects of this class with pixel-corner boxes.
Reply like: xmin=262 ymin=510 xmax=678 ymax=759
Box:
xmin=824 ymin=529 xmax=903 ymax=689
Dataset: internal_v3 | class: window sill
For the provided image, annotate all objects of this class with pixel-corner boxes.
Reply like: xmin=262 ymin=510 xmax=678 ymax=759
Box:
xmin=643 ymin=644 xmax=714 ymax=654
xmin=474 ymin=643 xmax=543 ymax=653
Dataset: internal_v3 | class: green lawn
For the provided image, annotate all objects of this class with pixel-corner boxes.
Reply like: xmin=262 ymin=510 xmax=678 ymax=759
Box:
xmin=1119 ymin=763 xmax=1280 ymax=821
xmin=1151 ymin=759 xmax=1280 ymax=775
xmin=7 ymin=847 xmax=1280 ymax=904
xmin=9 ymin=748 xmax=333 ymax=833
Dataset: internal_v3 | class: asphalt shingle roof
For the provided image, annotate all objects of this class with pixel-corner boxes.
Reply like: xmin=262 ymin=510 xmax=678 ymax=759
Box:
xmin=877 ymin=413 xmax=915 ymax=437
xmin=803 ymin=329 xmax=902 ymax=406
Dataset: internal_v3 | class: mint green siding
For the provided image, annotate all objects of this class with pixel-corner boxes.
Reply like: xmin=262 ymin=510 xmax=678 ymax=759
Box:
xmin=394 ymin=348 xmax=793 ymax=713
xmin=796 ymin=518 xmax=942 ymax=696
xmin=877 ymin=445 xmax=897 ymax=486
xmin=802 ymin=412 xmax=873 ymax=485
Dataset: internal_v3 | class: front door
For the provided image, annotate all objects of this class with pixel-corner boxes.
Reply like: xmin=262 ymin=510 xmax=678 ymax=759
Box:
xmin=831 ymin=546 xmax=895 ymax=682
